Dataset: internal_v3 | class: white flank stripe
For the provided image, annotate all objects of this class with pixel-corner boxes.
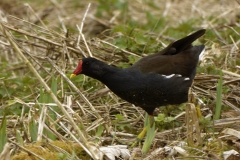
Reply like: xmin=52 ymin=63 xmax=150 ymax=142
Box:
xmin=184 ymin=78 xmax=190 ymax=81
xmin=165 ymin=74 xmax=175 ymax=79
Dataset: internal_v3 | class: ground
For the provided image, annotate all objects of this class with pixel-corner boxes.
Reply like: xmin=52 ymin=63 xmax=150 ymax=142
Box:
xmin=0 ymin=0 xmax=240 ymax=159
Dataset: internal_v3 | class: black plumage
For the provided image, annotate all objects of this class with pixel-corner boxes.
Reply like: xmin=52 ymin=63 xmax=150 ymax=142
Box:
xmin=71 ymin=29 xmax=206 ymax=115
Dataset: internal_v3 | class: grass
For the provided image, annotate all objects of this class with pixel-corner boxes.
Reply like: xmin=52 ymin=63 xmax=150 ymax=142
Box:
xmin=0 ymin=0 xmax=240 ymax=159
xmin=214 ymin=70 xmax=223 ymax=120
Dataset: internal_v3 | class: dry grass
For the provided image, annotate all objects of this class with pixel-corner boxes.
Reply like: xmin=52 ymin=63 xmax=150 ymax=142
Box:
xmin=0 ymin=0 xmax=240 ymax=159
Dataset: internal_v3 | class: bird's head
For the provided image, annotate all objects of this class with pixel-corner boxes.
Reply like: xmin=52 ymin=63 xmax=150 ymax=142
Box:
xmin=70 ymin=57 xmax=108 ymax=79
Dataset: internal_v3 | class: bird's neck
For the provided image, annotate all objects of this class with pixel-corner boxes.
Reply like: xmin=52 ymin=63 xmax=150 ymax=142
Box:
xmin=101 ymin=65 xmax=121 ymax=81
xmin=87 ymin=64 xmax=121 ymax=83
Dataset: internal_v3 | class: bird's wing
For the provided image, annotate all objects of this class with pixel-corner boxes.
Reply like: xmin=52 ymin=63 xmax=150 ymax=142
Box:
xmin=132 ymin=29 xmax=206 ymax=63
xmin=130 ymin=45 xmax=205 ymax=76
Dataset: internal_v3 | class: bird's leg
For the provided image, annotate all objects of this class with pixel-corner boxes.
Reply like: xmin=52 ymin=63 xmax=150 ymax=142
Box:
xmin=131 ymin=114 xmax=155 ymax=147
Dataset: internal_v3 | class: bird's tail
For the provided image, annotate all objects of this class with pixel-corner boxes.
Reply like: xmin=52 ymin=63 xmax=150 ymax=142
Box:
xmin=164 ymin=29 xmax=206 ymax=55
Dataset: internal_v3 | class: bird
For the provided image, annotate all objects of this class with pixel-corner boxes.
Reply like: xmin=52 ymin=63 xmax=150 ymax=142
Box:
xmin=70 ymin=29 xmax=205 ymax=148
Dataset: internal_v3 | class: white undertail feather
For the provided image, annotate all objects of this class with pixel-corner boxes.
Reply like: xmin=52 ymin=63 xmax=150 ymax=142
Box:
xmin=199 ymin=48 xmax=205 ymax=61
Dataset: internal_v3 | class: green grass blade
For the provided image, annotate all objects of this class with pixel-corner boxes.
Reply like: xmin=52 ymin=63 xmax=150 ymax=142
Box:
xmin=214 ymin=70 xmax=223 ymax=120
xmin=16 ymin=130 xmax=24 ymax=145
xmin=143 ymin=113 xmax=149 ymax=127
xmin=0 ymin=116 xmax=7 ymax=152
xmin=142 ymin=119 xmax=156 ymax=154
xmin=45 ymin=75 xmax=58 ymax=140
xmin=38 ymin=76 xmax=58 ymax=140
xmin=29 ymin=118 xmax=38 ymax=142
xmin=96 ymin=125 xmax=104 ymax=142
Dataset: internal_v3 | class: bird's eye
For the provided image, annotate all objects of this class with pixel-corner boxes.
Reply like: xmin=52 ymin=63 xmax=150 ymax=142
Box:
xmin=85 ymin=61 xmax=89 ymax=65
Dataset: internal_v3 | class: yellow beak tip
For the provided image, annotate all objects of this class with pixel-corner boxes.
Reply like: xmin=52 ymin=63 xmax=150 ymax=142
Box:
xmin=70 ymin=74 xmax=76 ymax=79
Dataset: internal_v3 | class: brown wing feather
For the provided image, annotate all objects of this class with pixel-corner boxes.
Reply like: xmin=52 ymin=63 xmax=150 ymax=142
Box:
xmin=129 ymin=29 xmax=206 ymax=77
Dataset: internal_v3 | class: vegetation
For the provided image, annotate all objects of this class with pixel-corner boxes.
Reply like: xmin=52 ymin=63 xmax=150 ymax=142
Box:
xmin=0 ymin=0 xmax=239 ymax=159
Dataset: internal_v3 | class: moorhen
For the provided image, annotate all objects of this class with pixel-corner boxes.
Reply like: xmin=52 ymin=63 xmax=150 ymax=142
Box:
xmin=70 ymin=29 xmax=205 ymax=147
